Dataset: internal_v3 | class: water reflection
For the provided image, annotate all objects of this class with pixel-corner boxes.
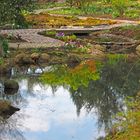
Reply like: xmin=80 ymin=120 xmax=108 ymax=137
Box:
xmin=0 ymin=60 xmax=140 ymax=140
xmin=0 ymin=118 xmax=25 ymax=140
xmin=70 ymin=61 xmax=140 ymax=129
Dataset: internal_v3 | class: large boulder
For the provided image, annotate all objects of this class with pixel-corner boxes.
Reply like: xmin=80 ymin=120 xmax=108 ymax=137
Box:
xmin=4 ymin=80 xmax=19 ymax=95
xmin=39 ymin=53 xmax=50 ymax=63
xmin=0 ymin=100 xmax=20 ymax=118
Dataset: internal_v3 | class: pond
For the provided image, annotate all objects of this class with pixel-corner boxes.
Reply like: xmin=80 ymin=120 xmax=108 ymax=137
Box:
xmin=0 ymin=58 xmax=140 ymax=140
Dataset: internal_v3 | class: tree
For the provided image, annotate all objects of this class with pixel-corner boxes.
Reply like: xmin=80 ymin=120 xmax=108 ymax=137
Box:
xmin=0 ymin=0 xmax=34 ymax=27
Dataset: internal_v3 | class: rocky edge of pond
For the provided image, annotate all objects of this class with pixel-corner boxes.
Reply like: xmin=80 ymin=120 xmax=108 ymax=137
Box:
xmin=0 ymin=100 xmax=20 ymax=118
xmin=4 ymin=80 xmax=19 ymax=95
xmin=14 ymin=50 xmax=84 ymax=65
xmin=0 ymin=40 xmax=139 ymax=76
xmin=0 ymin=80 xmax=19 ymax=118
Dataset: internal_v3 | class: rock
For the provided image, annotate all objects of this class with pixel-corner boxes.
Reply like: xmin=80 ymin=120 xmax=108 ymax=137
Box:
xmin=4 ymin=80 xmax=19 ymax=95
xmin=31 ymin=53 xmax=40 ymax=62
xmin=15 ymin=53 xmax=33 ymax=65
xmin=39 ymin=53 xmax=50 ymax=63
xmin=136 ymin=45 xmax=140 ymax=56
xmin=0 ymin=100 xmax=20 ymax=117
xmin=4 ymin=88 xmax=18 ymax=95
xmin=0 ymin=64 xmax=11 ymax=75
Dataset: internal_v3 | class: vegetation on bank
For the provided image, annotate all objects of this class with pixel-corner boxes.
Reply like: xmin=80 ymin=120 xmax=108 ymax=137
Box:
xmin=106 ymin=95 xmax=140 ymax=140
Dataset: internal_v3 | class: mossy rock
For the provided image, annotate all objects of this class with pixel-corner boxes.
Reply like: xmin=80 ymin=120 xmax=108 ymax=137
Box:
xmin=15 ymin=53 xmax=34 ymax=65
xmin=30 ymin=52 xmax=40 ymax=63
xmin=39 ymin=53 xmax=50 ymax=63
xmin=31 ymin=53 xmax=40 ymax=60
xmin=4 ymin=80 xmax=19 ymax=95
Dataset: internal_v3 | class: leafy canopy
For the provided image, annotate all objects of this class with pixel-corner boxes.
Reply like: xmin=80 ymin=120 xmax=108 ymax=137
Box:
xmin=0 ymin=0 xmax=34 ymax=26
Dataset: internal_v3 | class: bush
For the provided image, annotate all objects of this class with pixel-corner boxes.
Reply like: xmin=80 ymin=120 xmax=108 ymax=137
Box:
xmin=0 ymin=0 xmax=34 ymax=27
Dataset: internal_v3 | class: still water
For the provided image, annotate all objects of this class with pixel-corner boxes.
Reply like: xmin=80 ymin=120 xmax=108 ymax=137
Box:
xmin=0 ymin=59 xmax=140 ymax=140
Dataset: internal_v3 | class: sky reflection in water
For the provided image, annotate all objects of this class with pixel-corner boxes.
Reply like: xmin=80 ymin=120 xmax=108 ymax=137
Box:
xmin=8 ymin=79 xmax=105 ymax=140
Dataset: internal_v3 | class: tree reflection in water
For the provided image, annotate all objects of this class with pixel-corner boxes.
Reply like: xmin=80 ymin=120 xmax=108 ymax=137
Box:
xmin=40 ymin=59 xmax=140 ymax=130
xmin=70 ymin=61 xmax=140 ymax=129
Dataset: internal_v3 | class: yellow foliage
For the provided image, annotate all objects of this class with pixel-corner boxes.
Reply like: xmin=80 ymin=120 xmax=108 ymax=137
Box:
xmin=69 ymin=60 xmax=97 ymax=73
xmin=25 ymin=13 xmax=116 ymax=28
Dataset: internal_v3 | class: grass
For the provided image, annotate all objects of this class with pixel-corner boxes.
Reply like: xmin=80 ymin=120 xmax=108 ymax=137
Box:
xmin=47 ymin=6 xmax=114 ymax=16
xmin=48 ymin=7 xmax=81 ymax=15
xmin=45 ymin=1 xmax=140 ymax=19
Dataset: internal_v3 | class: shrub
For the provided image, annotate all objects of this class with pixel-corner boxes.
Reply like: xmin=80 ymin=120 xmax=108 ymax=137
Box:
xmin=0 ymin=0 xmax=34 ymax=27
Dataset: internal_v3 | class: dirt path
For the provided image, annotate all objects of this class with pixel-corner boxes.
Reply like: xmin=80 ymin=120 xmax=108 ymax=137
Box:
xmin=0 ymin=29 xmax=64 ymax=48
xmin=0 ymin=19 xmax=139 ymax=49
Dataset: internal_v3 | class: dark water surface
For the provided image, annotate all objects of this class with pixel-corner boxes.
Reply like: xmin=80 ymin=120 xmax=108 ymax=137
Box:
xmin=0 ymin=59 xmax=140 ymax=140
